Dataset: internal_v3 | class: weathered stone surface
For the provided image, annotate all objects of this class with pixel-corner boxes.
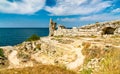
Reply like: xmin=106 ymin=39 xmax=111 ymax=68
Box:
xmin=115 ymin=27 xmax=120 ymax=34
xmin=58 ymin=25 xmax=66 ymax=30
xmin=0 ymin=56 xmax=9 ymax=68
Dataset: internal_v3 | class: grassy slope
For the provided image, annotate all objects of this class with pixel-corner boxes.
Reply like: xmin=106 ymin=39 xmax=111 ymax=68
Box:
xmin=0 ymin=65 xmax=76 ymax=74
xmin=94 ymin=48 xmax=120 ymax=74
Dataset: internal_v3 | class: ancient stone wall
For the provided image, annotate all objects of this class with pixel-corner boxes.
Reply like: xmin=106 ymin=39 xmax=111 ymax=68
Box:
xmin=49 ymin=19 xmax=120 ymax=36
xmin=54 ymin=28 xmax=98 ymax=36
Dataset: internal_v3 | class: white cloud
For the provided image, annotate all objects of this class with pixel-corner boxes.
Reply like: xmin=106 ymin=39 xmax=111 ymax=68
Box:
xmin=57 ymin=13 xmax=120 ymax=23
xmin=0 ymin=0 xmax=46 ymax=14
xmin=80 ymin=14 xmax=120 ymax=21
xmin=111 ymin=8 xmax=120 ymax=13
xmin=57 ymin=18 xmax=77 ymax=22
xmin=45 ymin=0 xmax=112 ymax=16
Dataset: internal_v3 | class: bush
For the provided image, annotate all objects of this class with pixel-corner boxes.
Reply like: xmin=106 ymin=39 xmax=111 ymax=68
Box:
xmin=0 ymin=48 xmax=5 ymax=57
xmin=26 ymin=34 xmax=40 ymax=41
xmin=80 ymin=68 xmax=93 ymax=74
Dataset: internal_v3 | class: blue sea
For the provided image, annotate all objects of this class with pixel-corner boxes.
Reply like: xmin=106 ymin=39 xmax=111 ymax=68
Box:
xmin=0 ymin=28 xmax=49 ymax=46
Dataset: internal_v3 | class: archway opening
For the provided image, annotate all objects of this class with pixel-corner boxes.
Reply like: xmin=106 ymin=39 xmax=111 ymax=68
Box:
xmin=103 ymin=27 xmax=116 ymax=34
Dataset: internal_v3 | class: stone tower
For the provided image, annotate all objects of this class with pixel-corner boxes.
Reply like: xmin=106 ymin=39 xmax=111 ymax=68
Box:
xmin=49 ymin=18 xmax=56 ymax=36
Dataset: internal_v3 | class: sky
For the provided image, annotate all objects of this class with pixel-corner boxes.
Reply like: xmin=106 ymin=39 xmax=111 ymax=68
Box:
xmin=0 ymin=0 xmax=120 ymax=28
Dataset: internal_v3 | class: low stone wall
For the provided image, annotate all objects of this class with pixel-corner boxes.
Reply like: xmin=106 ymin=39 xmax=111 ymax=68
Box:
xmin=54 ymin=28 xmax=99 ymax=36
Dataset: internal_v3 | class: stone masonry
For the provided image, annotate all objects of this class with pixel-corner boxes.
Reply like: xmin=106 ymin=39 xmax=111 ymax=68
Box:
xmin=49 ymin=18 xmax=57 ymax=36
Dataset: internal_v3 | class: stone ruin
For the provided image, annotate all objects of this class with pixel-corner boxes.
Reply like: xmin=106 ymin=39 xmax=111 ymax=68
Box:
xmin=49 ymin=18 xmax=66 ymax=36
xmin=49 ymin=18 xmax=57 ymax=36
xmin=49 ymin=18 xmax=120 ymax=37
xmin=58 ymin=25 xmax=66 ymax=30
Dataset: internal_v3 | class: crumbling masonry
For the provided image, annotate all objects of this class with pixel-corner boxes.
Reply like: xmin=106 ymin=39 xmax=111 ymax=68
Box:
xmin=49 ymin=18 xmax=56 ymax=36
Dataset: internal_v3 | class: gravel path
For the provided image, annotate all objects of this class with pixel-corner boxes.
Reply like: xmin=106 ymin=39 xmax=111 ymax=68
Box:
xmin=8 ymin=50 xmax=20 ymax=68
xmin=66 ymin=45 xmax=85 ymax=69
xmin=41 ymin=37 xmax=85 ymax=69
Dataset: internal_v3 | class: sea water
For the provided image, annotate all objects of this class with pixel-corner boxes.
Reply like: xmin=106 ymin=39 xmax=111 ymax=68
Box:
xmin=0 ymin=28 xmax=49 ymax=46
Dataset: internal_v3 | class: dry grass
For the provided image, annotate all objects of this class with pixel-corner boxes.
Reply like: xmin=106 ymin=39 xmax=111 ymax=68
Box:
xmin=51 ymin=37 xmax=74 ymax=44
xmin=103 ymin=38 xmax=120 ymax=46
xmin=0 ymin=64 xmax=76 ymax=74
xmin=93 ymin=48 xmax=120 ymax=74
xmin=82 ymin=42 xmax=103 ymax=65
xmin=81 ymin=38 xmax=120 ymax=74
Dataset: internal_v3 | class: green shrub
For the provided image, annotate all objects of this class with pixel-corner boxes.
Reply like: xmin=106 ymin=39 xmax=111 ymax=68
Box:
xmin=80 ymin=68 xmax=93 ymax=74
xmin=26 ymin=34 xmax=40 ymax=41
xmin=0 ymin=48 xmax=5 ymax=57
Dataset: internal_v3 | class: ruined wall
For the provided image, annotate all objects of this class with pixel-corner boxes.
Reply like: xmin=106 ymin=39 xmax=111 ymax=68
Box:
xmin=49 ymin=18 xmax=57 ymax=36
xmin=54 ymin=28 xmax=98 ymax=36
xmin=49 ymin=19 xmax=120 ymax=37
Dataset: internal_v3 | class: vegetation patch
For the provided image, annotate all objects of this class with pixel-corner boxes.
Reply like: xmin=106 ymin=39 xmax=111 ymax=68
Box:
xmin=17 ymin=52 xmax=30 ymax=62
xmin=93 ymin=48 xmax=120 ymax=74
xmin=110 ymin=35 xmax=120 ymax=38
xmin=0 ymin=48 xmax=9 ymax=68
xmin=52 ymin=37 xmax=74 ymax=44
xmin=26 ymin=34 xmax=40 ymax=41
xmin=81 ymin=41 xmax=120 ymax=74
xmin=80 ymin=68 xmax=93 ymax=74
xmin=0 ymin=48 xmax=5 ymax=57
xmin=0 ymin=64 xmax=76 ymax=74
